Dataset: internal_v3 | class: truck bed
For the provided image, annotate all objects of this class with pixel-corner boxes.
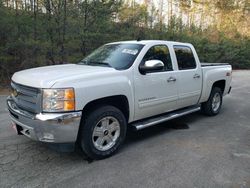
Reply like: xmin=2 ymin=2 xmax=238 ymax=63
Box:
xmin=201 ymin=63 xmax=229 ymax=67
xmin=199 ymin=62 xmax=232 ymax=104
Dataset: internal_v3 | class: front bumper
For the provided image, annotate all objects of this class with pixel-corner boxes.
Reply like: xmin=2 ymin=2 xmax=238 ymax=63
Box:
xmin=7 ymin=97 xmax=82 ymax=143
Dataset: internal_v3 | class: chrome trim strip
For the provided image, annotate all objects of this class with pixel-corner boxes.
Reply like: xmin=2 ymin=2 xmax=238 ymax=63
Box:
xmin=138 ymin=96 xmax=178 ymax=109
xmin=133 ymin=106 xmax=201 ymax=130
xmin=35 ymin=111 xmax=82 ymax=121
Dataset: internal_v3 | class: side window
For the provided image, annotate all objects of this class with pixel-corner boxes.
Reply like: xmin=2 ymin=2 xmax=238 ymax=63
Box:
xmin=142 ymin=45 xmax=173 ymax=71
xmin=174 ymin=46 xmax=196 ymax=70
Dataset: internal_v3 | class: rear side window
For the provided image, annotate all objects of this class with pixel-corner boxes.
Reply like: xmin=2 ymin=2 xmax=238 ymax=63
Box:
xmin=174 ymin=46 xmax=196 ymax=70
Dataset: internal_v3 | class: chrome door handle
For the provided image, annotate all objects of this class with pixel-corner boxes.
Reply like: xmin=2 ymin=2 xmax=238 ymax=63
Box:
xmin=167 ymin=77 xmax=177 ymax=82
xmin=193 ymin=74 xmax=200 ymax=79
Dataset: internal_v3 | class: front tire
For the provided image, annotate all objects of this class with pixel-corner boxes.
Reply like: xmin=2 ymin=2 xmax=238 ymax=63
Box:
xmin=201 ymin=87 xmax=223 ymax=116
xmin=80 ymin=105 xmax=127 ymax=160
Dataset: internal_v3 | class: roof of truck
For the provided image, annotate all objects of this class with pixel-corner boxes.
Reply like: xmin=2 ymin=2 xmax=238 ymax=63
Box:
xmin=107 ymin=40 xmax=192 ymax=46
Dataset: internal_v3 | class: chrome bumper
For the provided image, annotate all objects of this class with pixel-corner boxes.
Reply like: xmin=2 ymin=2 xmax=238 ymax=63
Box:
xmin=7 ymin=97 xmax=82 ymax=143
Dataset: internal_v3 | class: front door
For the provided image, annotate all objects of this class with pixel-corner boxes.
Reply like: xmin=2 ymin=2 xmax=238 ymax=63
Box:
xmin=134 ymin=45 xmax=178 ymax=121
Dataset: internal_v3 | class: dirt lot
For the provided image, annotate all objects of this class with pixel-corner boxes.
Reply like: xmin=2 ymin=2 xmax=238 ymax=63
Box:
xmin=0 ymin=71 xmax=250 ymax=188
xmin=0 ymin=88 xmax=10 ymax=95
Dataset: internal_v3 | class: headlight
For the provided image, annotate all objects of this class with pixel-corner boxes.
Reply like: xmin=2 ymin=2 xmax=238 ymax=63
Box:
xmin=42 ymin=88 xmax=75 ymax=112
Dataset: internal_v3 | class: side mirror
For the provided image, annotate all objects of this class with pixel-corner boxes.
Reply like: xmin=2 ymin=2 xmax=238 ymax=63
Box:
xmin=139 ymin=60 xmax=164 ymax=74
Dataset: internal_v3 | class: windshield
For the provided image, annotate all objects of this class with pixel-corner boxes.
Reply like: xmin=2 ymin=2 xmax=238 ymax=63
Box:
xmin=78 ymin=43 xmax=144 ymax=70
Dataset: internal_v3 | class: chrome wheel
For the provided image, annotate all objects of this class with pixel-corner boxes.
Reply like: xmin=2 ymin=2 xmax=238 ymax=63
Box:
xmin=212 ymin=93 xmax=221 ymax=112
xmin=92 ymin=116 xmax=121 ymax=151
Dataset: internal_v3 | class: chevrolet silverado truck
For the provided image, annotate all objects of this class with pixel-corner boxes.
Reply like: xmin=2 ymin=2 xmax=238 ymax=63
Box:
xmin=7 ymin=40 xmax=232 ymax=159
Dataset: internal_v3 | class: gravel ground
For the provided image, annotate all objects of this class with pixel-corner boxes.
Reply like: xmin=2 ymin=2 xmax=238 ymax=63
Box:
xmin=0 ymin=70 xmax=249 ymax=188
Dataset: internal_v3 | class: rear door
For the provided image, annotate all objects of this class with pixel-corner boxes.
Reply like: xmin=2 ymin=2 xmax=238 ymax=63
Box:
xmin=173 ymin=45 xmax=202 ymax=108
xmin=133 ymin=44 xmax=178 ymax=121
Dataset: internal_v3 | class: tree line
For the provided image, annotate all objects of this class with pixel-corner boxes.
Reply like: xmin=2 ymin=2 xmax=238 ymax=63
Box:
xmin=0 ymin=0 xmax=249 ymax=86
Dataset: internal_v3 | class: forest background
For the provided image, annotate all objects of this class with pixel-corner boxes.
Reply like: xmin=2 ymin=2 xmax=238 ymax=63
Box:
xmin=0 ymin=0 xmax=249 ymax=87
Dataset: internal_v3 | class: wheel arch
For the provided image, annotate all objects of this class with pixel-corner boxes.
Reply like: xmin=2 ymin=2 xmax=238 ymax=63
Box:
xmin=200 ymin=79 xmax=226 ymax=103
xmin=81 ymin=95 xmax=130 ymax=123
xmin=212 ymin=80 xmax=226 ymax=94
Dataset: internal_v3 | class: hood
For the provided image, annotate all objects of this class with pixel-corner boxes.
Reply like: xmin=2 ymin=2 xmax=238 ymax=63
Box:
xmin=12 ymin=64 xmax=116 ymax=88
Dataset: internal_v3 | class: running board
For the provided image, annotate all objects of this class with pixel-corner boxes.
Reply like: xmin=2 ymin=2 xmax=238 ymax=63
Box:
xmin=131 ymin=106 xmax=201 ymax=130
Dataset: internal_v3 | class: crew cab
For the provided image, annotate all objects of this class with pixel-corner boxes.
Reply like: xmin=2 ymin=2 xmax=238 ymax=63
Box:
xmin=7 ymin=40 xmax=232 ymax=159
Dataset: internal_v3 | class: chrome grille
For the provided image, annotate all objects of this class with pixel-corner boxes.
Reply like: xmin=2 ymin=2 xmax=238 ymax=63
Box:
xmin=11 ymin=82 xmax=41 ymax=114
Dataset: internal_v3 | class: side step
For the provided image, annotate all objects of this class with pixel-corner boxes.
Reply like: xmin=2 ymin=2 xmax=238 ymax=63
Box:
xmin=131 ymin=106 xmax=201 ymax=130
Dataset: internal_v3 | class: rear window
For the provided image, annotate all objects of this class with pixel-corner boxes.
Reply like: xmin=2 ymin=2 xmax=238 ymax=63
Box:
xmin=174 ymin=46 xmax=196 ymax=70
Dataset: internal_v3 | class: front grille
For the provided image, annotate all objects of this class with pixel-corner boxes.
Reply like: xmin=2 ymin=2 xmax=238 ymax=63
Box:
xmin=11 ymin=82 xmax=41 ymax=114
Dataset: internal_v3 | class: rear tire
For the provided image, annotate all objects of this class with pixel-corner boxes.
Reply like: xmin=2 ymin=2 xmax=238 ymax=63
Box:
xmin=80 ymin=105 xmax=127 ymax=160
xmin=201 ymin=87 xmax=223 ymax=116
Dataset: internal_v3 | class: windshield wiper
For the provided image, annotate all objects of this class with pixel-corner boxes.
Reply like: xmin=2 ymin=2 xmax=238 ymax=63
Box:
xmin=78 ymin=60 xmax=88 ymax=64
xmin=79 ymin=60 xmax=111 ymax=67
xmin=90 ymin=61 xmax=111 ymax=67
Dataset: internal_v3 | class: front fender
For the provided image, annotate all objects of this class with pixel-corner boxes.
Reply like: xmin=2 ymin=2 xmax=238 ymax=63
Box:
xmin=52 ymin=72 xmax=135 ymax=122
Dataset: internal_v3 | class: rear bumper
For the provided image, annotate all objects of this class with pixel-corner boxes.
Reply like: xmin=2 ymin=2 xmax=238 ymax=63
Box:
xmin=7 ymin=97 xmax=82 ymax=143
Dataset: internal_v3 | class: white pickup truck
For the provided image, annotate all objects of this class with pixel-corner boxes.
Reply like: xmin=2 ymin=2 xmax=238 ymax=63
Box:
xmin=7 ymin=40 xmax=232 ymax=159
